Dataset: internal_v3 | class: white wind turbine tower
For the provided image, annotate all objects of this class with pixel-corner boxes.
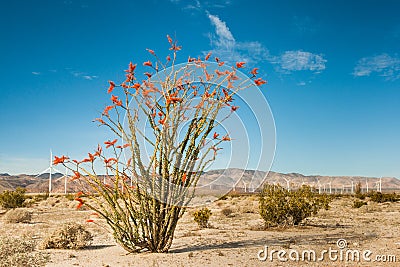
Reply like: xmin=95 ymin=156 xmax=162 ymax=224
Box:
xmin=327 ymin=178 xmax=332 ymax=194
xmin=351 ymin=180 xmax=354 ymax=194
xmin=242 ymin=180 xmax=247 ymax=193
xmin=365 ymin=178 xmax=369 ymax=193
xmin=375 ymin=178 xmax=382 ymax=193
xmin=34 ymin=150 xmax=63 ymax=195
xmin=282 ymin=177 xmax=290 ymax=191
xmin=316 ymin=178 xmax=322 ymax=194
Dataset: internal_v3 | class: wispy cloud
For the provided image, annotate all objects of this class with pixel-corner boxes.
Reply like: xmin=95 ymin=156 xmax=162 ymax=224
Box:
xmin=353 ymin=54 xmax=400 ymax=81
xmin=31 ymin=69 xmax=98 ymax=80
xmin=274 ymin=50 xmax=327 ymax=73
xmin=205 ymin=13 xmax=270 ymax=64
xmin=205 ymin=13 xmax=326 ymax=75
xmin=69 ymin=70 xmax=98 ymax=80
xmin=170 ymin=0 xmax=231 ymax=11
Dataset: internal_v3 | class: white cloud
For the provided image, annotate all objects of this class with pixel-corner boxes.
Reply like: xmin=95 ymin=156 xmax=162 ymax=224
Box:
xmin=205 ymin=13 xmax=326 ymax=76
xmin=277 ymin=50 xmax=327 ymax=72
xmin=69 ymin=70 xmax=98 ymax=80
xmin=32 ymin=72 xmax=41 ymax=75
xmin=207 ymin=13 xmax=235 ymax=44
xmin=82 ymin=75 xmax=98 ymax=80
xmin=353 ymin=54 xmax=400 ymax=80
xmin=297 ymin=81 xmax=306 ymax=86
xmin=205 ymin=13 xmax=270 ymax=64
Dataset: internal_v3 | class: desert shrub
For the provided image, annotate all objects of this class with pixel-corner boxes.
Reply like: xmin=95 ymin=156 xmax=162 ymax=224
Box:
xmin=369 ymin=192 xmax=399 ymax=203
xmin=354 ymin=182 xmax=362 ymax=195
xmin=355 ymin=193 xmax=366 ymax=200
xmin=221 ymin=207 xmax=234 ymax=217
xmin=0 ymin=187 xmax=26 ymax=209
xmin=40 ymin=223 xmax=93 ymax=249
xmin=193 ymin=208 xmax=212 ymax=228
xmin=353 ymin=200 xmax=367 ymax=208
xmin=65 ymin=193 xmax=75 ymax=201
xmin=33 ymin=192 xmax=50 ymax=202
xmin=3 ymin=208 xmax=32 ymax=223
xmin=259 ymin=184 xmax=331 ymax=227
xmin=0 ymin=236 xmax=49 ymax=267
xmin=23 ymin=197 xmax=36 ymax=207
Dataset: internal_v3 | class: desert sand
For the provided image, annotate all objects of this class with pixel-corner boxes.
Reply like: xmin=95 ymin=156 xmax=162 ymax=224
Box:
xmin=1 ymin=195 xmax=399 ymax=267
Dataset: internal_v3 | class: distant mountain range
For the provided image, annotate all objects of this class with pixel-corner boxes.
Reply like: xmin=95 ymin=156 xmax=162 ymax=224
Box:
xmin=1 ymin=169 xmax=399 ymax=194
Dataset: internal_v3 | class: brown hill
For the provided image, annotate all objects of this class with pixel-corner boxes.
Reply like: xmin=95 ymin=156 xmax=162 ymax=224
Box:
xmin=0 ymin=169 xmax=399 ymax=194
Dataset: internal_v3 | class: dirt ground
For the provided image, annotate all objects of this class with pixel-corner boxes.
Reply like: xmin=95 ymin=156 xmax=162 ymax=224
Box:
xmin=1 ymin=195 xmax=400 ymax=267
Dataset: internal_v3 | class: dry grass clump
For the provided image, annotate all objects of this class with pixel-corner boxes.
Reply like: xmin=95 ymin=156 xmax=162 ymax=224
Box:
xmin=221 ymin=207 xmax=234 ymax=217
xmin=0 ymin=236 xmax=49 ymax=267
xmin=40 ymin=223 xmax=93 ymax=249
xmin=3 ymin=208 xmax=32 ymax=223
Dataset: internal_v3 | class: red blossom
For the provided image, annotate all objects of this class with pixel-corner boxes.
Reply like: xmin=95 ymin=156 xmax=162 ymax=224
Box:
xmin=143 ymin=61 xmax=152 ymax=67
xmin=167 ymin=34 xmax=173 ymax=44
xmin=213 ymin=132 xmax=219 ymax=139
xmin=254 ymin=78 xmax=267 ymax=86
xmin=222 ymin=135 xmax=231 ymax=141
xmin=53 ymin=155 xmax=69 ymax=165
xmin=107 ymin=81 xmax=115 ymax=93
xmin=182 ymin=173 xmax=187 ymax=183
xmin=75 ymin=198 xmax=84 ymax=209
xmin=125 ymin=62 xmax=137 ymax=73
xmin=103 ymin=105 xmax=114 ymax=116
xmin=205 ymin=52 xmax=211 ymax=60
xmin=104 ymin=139 xmax=118 ymax=148
xmin=71 ymin=171 xmax=81 ymax=180
xmin=236 ymin=62 xmax=245 ymax=68
xmin=251 ymin=68 xmax=259 ymax=75
xmin=94 ymin=118 xmax=105 ymax=124
xmin=146 ymin=48 xmax=155 ymax=55
xmin=231 ymin=106 xmax=239 ymax=112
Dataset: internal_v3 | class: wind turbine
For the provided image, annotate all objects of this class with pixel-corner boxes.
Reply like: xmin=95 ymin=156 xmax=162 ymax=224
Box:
xmin=375 ymin=178 xmax=382 ymax=193
xmin=365 ymin=178 xmax=369 ymax=193
xmin=282 ymin=177 xmax=290 ymax=191
xmin=351 ymin=180 xmax=354 ymax=194
xmin=316 ymin=178 xmax=322 ymax=194
xmin=327 ymin=178 xmax=332 ymax=194
xmin=34 ymin=150 xmax=63 ymax=195
xmin=242 ymin=180 xmax=247 ymax=193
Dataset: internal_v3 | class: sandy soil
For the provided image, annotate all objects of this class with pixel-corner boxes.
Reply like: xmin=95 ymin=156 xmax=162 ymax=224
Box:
xmin=1 ymin=195 xmax=400 ymax=267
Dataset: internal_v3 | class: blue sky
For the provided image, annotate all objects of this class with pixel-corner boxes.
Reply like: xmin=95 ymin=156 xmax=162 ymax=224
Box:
xmin=0 ymin=0 xmax=399 ymax=178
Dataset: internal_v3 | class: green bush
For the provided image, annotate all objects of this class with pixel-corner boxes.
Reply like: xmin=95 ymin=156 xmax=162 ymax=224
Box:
xmin=259 ymin=184 xmax=331 ymax=227
xmin=0 ymin=236 xmax=49 ymax=267
xmin=353 ymin=200 xmax=367 ymax=208
xmin=369 ymin=192 xmax=399 ymax=203
xmin=193 ymin=208 xmax=212 ymax=228
xmin=0 ymin=188 xmax=26 ymax=209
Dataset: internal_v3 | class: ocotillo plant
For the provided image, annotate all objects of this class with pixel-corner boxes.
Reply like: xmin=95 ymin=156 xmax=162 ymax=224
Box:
xmin=54 ymin=35 xmax=267 ymax=253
